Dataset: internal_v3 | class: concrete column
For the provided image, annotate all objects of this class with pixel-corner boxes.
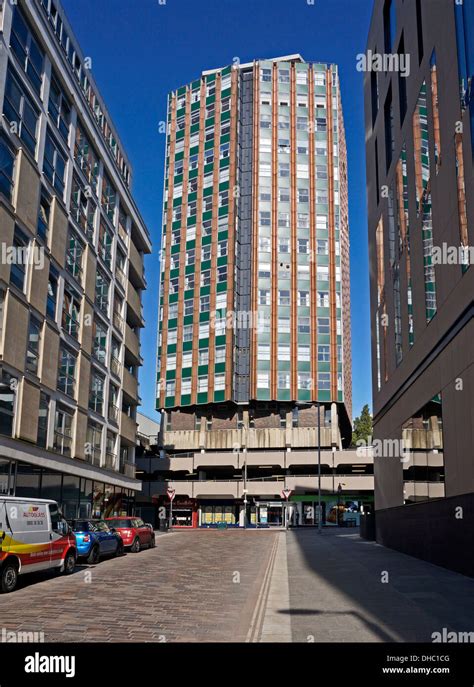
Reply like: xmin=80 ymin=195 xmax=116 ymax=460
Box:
xmin=296 ymin=501 xmax=303 ymax=526
xmin=331 ymin=402 xmax=340 ymax=448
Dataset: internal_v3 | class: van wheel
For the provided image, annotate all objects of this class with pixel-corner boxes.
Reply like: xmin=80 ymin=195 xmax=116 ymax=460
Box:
xmin=87 ymin=545 xmax=100 ymax=565
xmin=1 ymin=560 xmax=18 ymax=593
xmin=62 ymin=550 xmax=76 ymax=575
xmin=131 ymin=538 xmax=140 ymax=553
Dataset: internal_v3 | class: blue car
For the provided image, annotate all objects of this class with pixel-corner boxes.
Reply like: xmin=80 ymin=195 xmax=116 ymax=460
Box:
xmin=68 ymin=520 xmax=124 ymax=564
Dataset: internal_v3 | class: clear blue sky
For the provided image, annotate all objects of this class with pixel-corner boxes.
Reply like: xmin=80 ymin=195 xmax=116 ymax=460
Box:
xmin=62 ymin=0 xmax=374 ymax=422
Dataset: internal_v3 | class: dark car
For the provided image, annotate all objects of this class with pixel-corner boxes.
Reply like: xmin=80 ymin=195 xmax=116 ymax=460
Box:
xmin=69 ymin=519 xmax=124 ymax=564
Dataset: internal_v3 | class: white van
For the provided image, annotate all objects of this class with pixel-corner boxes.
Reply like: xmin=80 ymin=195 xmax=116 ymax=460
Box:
xmin=0 ymin=497 xmax=77 ymax=592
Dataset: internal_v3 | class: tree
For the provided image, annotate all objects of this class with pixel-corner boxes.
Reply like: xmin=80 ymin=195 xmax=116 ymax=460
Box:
xmin=351 ymin=404 xmax=373 ymax=447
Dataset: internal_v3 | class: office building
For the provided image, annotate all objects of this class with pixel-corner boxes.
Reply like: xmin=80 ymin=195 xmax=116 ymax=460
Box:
xmin=365 ymin=0 xmax=473 ymax=574
xmin=0 ymin=0 xmax=151 ymax=517
xmin=155 ymin=55 xmax=371 ymax=526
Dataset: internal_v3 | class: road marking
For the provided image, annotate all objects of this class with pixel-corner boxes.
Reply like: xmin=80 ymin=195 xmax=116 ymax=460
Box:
xmin=245 ymin=534 xmax=280 ymax=642
xmin=260 ymin=532 xmax=292 ymax=642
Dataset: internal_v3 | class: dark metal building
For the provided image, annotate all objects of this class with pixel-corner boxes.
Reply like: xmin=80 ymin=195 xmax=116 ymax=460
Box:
xmin=364 ymin=0 xmax=474 ymax=575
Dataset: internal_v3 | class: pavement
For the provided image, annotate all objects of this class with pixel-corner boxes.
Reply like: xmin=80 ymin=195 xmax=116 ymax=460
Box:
xmin=269 ymin=528 xmax=474 ymax=642
xmin=0 ymin=527 xmax=473 ymax=643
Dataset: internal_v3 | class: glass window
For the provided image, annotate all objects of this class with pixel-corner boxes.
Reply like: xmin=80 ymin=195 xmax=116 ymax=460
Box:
xmin=101 ymin=173 xmax=116 ymax=223
xmin=95 ymin=269 xmax=109 ymax=314
xmin=26 ymin=315 xmax=41 ymax=373
xmin=10 ymin=227 xmax=28 ymax=291
xmin=89 ymin=371 xmax=105 ymax=415
xmin=38 ymin=189 xmax=51 ymax=241
xmin=74 ymin=122 xmax=99 ymax=191
xmin=0 ymin=138 xmax=15 ymax=200
xmin=41 ymin=469 xmax=64 ymax=503
xmin=62 ymin=287 xmax=81 ymax=338
xmin=49 ymin=71 xmax=71 ymax=141
xmin=0 ymin=371 xmax=16 ymax=437
xmin=54 ymin=404 xmax=73 ymax=456
xmin=98 ymin=221 xmax=113 ymax=268
xmin=318 ymin=344 xmax=330 ymax=362
xmin=318 ymin=372 xmax=331 ymax=391
xmin=71 ymin=175 xmax=95 ymax=240
xmin=198 ymin=348 xmax=209 ymax=366
xmin=58 ymin=346 xmax=76 ymax=396
xmin=37 ymin=391 xmax=49 ymax=448
xmin=92 ymin=318 xmax=107 ymax=365
xmin=46 ymin=267 xmax=59 ymax=319
xmin=318 ymin=317 xmax=330 ymax=334
xmin=43 ymin=130 xmax=66 ymax=196
xmin=10 ymin=7 xmax=44 ymax=94
xmin=15 ymin=462 xmax=41 ymax=497
xmin=3 ymin=68 xmax=39 ymax=155
xmin=65 ymin=228 xmax=84 ymax=280
xmin=86 ymin=420 xmax=102 ymax=465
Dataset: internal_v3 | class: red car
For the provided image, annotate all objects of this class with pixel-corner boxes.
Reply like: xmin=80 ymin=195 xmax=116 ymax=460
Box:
xmin=105 ymin=517 xmax=155 ymax=553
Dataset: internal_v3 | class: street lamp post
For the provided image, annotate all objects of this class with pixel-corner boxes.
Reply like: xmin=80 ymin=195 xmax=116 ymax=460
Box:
xmin=337 ymin=483 xmax=342 ymax=527
xmin=316 ymin=401 xmax=322 ymax=534
xmin=243 ymin=448 xmax=248 ymax=529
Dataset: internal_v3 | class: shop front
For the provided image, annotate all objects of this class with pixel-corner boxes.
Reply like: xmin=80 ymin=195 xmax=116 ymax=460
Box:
xmin=290 ymin=494 xmax=375 ymax=526
xmin=199 ymin=501 xmax=240 ymax=527
xmin=0 ymin=457 xmax=137 ymax=519
xmin=170 ymin=498 xmax=198 ymax=528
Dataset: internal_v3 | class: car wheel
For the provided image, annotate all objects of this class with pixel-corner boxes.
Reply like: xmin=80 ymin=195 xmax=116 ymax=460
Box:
xmin=87 ymin=545 xmax=100 ymax=565
xmin=1 ymin=560 xmax=19 ymax=593
xmin=115 ymin=540 xmax=124 ymax=557
xmin=131 ymin=537 xmax=140 ymax=553
xmin=150 ymin=535 xmax=156 ymax=548
xmin=62 ymin=550 xmax=76 ymax=575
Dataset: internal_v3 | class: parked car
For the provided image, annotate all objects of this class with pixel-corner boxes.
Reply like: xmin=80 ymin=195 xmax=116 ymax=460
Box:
xmin=69 ymin=519 xmax=123 ymax=564
xmin=0 ymin=497 xmax=77 ymax=593
xmin=105 ymin=517 xmax=155 ymax=553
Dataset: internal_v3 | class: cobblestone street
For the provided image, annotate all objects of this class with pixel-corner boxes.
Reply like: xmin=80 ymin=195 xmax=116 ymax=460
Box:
xmin=1 ymin=529 xmax=473 ymax=643
xmin=0 ymin=530 xmax=277 ymax=643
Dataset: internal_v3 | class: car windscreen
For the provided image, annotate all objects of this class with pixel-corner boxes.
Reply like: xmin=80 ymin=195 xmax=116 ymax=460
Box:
xmin=106 ymin=519 xmax=131 ymax=528
xmin=69 ymin=520 xmax=89 ymax=532
xmin=92 ymin=521 xmax=110 ymax=532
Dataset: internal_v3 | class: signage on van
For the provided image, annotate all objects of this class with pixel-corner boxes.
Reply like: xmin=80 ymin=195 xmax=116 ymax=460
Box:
xmin=0 ymin=497 xmax=77 ymax=593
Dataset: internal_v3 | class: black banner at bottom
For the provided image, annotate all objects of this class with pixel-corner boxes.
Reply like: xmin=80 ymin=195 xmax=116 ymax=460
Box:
xmin=1 ymin=643 xmax=473 ymax=684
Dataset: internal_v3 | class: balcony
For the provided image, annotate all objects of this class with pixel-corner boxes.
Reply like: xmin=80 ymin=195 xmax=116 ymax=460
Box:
xmin=162 ymin=426 xmax=334 ymax=452
xmin=118 ymin=222 xmax=128 ymax=246
xmin=125 ymin=323 xmax=141 ymax=362
xmin=113 ymin=310 xmax=125 ymax=334
xmin=121 ymin=460 xmax=136 ymax=478
xmin=105 ymin=452 xmax=117 ymax=470
xmin=115 ymin=266 xmax=127 ymax=291
xmin=123 ymin=367 xmax=139 ymax=401
xmin=148 ymin=474 xmax=374 ymax=499
xmin=126 ymin=282 xmax=144 ymax=325
xmin=129 ymin=240 xmax=145 ymax=288
xmin=120 ymin=412 xmax=137 ymax=444
xmin=110 ymin=355 xmax=122 ymax=379
xmin=108 ymin=404 xmax=120 ymax=425
xmin=404 ymin=481 xmax=445 ymax=500
xmin=402 ymin=428 xmax=443 ymax=451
